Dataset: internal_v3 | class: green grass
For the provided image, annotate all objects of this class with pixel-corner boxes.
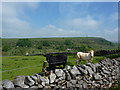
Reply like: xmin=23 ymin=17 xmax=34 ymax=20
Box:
xmin=2 ymin=66 xmax=41 ymax=80
xmin=2 ymin=56 xmax=45 ymax=80
xmin=105 ymin=54 xmax=120 ymax=59
xmin=92 ymin=56 xmax=106 ymax=63
xmin=2 ymin=56 xmax=45 ymax=71
xmin=67 ymin=55 xmax=106 ymax=66
xmin=2 ymin=55 xmax=106 ymax=80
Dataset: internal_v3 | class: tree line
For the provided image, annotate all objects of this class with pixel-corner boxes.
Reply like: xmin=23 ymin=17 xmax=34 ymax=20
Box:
xmin=2 ymin=38 xmax=117 ymax=56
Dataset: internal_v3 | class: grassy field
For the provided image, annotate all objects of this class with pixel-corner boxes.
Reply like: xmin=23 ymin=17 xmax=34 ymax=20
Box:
xmin=2 ymin=56 xmax=45 ymax=80
xmin=2 ymin=55 xmax=106 ymax=80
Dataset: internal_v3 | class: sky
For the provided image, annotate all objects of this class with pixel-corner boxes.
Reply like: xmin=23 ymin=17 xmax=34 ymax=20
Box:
xmin=1 ymin=2 xmax=118 ymax=42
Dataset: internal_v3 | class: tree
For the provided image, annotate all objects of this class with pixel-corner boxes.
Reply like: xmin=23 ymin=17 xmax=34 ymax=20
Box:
xmin=37 ymin=45 xmax=42 ymax=49
xmin=74 ymin=44 xmax=91 ymax=52
xmin=56 ymin=45 xmax=65 ymax=51
xmin=2 ymin=45 xmax=11 ymax=52
xmin=64 ymin=40 xmax=72 ymax=46
xmin=16 ymin=39 xmax=32 ymax=47
xmin=42 ymin=41 xmax=50 ymax=46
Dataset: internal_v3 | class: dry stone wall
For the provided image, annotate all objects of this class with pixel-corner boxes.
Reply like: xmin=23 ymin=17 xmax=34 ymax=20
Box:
xmin=1 ymin=58 xmax=120 ymax=89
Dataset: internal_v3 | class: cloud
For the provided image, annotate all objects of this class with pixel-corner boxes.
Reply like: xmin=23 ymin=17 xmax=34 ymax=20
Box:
xmin=32 ymin=25 xmax=118 ymax=42
xmin=2 ymin=17 xmax=33 ymax=37
xmin=2 ymin=3 xmax=17 ymax=18
xmin=59 ymin=2 xmax=90 ymax=19
xmin=103 ymin=28 xmax=118 ymax=42
xmin=2 ymin=2 xmax=39 ymax=38
xmin=2 ymin=2 xmax=85 ymax=38
xmin=92 ymin=28 xmax=118 ymax=42
xmin=26 ymin=2 xmax=39 ymax=10
xmin=111 ymin=12 xmax=118 ymax=20
xmin=34 ymin=25 xmax=84 ymax=37
xmin=63 ymin=16 xmax=101 ymax=31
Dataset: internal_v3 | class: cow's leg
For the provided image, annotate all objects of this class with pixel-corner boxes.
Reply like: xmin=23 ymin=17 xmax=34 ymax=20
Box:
xmin=87 ymin=60 xmax=89 ymax=63
xmin=78 ymin=55 xmax=82 ymax=65
xmin=76 ymin=59 xmax=79 ymax=65
xmin=89 ymin=59 xmax=91 ymax=63
xmin=88 ymin=58 xmax=92 ymax=63
xmin=76 ymin=59 xmax=82 ymax=65
xmin=89 ymin=58 xmax=92 ymax=63
xmin=76 ymin=55 xmax=79 ymax=65
xmin=79 ymin=59 xmax=82 ymax=64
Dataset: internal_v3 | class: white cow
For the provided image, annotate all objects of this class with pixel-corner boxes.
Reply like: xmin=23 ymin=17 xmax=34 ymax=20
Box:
xmin=76 ymin=50 xmax=94 ymax=65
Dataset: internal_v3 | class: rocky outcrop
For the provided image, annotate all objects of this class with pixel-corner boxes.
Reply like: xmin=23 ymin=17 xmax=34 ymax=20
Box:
xmin=1 ymin=58 xmax=120 ymax=89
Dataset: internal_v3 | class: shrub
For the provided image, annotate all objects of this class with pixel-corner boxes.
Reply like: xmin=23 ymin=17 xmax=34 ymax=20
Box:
xmin=42 ymin=41 xmax=50 ymax=46
xmin=16 ymin=39 xmax=32 ymax=47
xmin=64 ymin=40 xmax=73 ymax=46
xmin=2 ymin=45 xmax=11 ymax=52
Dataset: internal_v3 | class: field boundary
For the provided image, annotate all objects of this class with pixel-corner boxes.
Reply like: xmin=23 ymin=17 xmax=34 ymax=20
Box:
xmin=26 ymin=50 xmax=120 ymax=56
xmin=1 ymin=64 xmax=42 ymax=72
xmin=1 ymin=60 xmax=76 ymax=73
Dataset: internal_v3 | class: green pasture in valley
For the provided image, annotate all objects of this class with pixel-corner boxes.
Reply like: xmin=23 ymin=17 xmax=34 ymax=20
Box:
xmin=2 ymin=55 xmax=106 ymax=80
xmin=2 ymin=56 xmax=45 ymax=80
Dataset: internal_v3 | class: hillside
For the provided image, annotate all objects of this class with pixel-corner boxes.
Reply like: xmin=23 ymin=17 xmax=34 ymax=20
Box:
xmin=2 ymin=37 xmax=118 ymax=56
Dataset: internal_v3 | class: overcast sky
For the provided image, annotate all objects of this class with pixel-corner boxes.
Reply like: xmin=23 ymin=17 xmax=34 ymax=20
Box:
xmin=1 ymin=2 xmax=118 ymax=42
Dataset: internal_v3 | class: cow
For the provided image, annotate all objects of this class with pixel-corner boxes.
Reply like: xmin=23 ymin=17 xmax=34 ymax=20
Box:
xmin=43 ymin=54 xmax=67 ymax=70
xmin=76 ymin=50 xmax=94 ymax=65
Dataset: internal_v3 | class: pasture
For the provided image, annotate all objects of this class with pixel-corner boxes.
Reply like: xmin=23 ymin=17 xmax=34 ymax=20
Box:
xmin=2 ymin=55 xmax=106 ymax=80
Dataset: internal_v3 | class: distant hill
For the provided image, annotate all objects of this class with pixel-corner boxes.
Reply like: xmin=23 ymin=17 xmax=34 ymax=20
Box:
xmin=2 ymin=37 xmax=118 ymax=56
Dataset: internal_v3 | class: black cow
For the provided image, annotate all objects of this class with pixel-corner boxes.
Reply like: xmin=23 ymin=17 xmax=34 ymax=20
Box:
xmin=43 ymin=54 xmax=67 ymax=70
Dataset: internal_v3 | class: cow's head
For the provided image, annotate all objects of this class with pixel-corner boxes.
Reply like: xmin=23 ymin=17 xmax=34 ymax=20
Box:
xmin=89 ymin=50 xmax=94 ymax=57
